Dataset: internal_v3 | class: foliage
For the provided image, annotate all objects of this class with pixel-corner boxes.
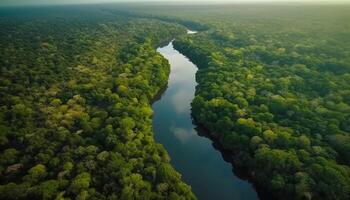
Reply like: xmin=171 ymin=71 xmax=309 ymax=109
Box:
xmin=0 ymin=5 xmax=196 ymax=200
xmin=171 ymin=5 xmax=350 ymax=200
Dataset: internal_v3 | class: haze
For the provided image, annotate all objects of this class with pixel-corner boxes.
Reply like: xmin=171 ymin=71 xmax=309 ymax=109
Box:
xmin=1 ymin=0 xmax=350 ymax=7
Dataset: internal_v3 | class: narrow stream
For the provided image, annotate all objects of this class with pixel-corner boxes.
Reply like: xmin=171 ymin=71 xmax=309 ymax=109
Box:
xmin=152 ymin=31 xmax=258 ymax=200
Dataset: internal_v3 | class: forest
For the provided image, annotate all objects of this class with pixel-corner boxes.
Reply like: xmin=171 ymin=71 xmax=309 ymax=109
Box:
xmin=1 ymin=2 xmax=350 ymax=200
xmin=0 ymin=6 xmax=196 ymax=200
xmin=169 ymin=4 xmax=350 ymax=200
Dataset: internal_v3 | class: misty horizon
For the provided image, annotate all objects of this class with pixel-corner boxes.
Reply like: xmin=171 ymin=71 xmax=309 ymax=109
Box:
xmin=1 ymin=0 xmax=350 ymax=7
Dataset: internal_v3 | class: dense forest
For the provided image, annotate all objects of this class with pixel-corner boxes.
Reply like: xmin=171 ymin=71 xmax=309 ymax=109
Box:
xmin=0 ymin=6 xmax=196 ymax=200
xmin=168 ymin=5 xmax=350 ymax=200
xmin=1 ymin=3 xmax=350 ymax=200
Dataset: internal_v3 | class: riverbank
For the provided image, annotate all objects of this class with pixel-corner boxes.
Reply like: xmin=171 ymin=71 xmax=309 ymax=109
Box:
xmin=152 ymin=36 xmax=258 ymax=200
xmin=172 ymin=36 xmax=271 ymax=200
xmin=193 ymin=120 xmax=275 ymax=200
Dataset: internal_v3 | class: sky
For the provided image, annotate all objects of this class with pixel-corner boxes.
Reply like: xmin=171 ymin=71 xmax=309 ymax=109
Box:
xmin=1 ymin=0 xmax=350 ymax=6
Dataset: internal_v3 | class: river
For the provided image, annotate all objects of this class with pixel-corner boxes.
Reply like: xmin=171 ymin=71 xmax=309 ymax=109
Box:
xmin=152 ymin=30 xmax=258 ymax=200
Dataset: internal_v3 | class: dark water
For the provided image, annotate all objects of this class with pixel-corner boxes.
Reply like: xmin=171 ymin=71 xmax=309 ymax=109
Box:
xmin=152 ymin=35 xmax=258 ymax=200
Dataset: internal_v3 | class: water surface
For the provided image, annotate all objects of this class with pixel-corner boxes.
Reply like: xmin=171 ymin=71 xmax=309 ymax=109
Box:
xmin=152 ymin=35 xmax=258 ymax=200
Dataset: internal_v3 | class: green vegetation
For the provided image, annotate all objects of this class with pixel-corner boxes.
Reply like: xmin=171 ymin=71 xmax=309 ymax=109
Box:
xmin=170 ymin=5 xmax=350 ymax=200
xmin=2 ymin=3 xmax=350 ymax=200
xmin=0 ymin=6 xmax=196 ymax=200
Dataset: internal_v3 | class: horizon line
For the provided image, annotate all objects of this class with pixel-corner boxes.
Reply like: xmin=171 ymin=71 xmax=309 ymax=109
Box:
xmin=1 ymin=1 xmax=350 ymax=8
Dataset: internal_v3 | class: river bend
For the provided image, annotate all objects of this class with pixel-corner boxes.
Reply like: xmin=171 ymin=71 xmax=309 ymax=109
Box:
xmin=152 ymin=31 xmax=258 ymax=200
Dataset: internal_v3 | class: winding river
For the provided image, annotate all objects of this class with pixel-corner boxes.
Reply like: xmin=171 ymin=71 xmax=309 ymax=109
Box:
xmin=152 ymin=31 xmax=258 ymax=200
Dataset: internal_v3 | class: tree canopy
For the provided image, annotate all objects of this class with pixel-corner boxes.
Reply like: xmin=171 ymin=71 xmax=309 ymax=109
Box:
xmin=0 ymin=5 xmax=196 ymax=200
